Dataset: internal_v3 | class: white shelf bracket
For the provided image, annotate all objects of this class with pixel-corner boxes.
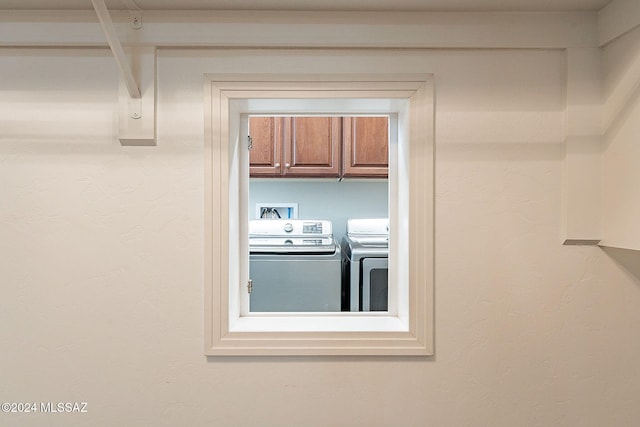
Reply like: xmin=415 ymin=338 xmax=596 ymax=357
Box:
xmin=91 ymin=0 xmax=156 ymax=146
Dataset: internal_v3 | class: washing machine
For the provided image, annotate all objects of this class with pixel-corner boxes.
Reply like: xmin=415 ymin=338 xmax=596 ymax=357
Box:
xmin=249 ymin=219 xmax=341 ymax=312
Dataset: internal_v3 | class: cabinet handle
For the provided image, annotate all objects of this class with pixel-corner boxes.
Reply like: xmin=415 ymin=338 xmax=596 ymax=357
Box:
xmin=274 ymin=163 xmax=280 ymax=168
xmin=285 ymin=163 xmax=291 ymax=169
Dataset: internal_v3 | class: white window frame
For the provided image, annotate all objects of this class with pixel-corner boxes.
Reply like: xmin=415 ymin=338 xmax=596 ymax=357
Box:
xmin=205 ymin=74 xmax=434 ymax=356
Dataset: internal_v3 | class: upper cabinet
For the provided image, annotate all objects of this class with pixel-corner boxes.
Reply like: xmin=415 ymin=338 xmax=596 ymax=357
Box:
xmin=284 ymin=117 xmax=341 ymax=177
xmin=342 ymin=117 xmax=389 ymax=177
xmin=249 ymin=117 xmax=283 ymax=176
xmin=249 ymin=116 xmax=388 ymax=178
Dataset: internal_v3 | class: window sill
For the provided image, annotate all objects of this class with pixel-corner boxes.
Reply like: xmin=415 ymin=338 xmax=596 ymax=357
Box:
xmin=229 ymin=314 xmax=409 ymax=333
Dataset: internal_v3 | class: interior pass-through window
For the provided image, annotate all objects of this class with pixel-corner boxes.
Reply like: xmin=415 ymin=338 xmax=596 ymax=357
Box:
xmin=204 ymin=74 xmax=434 ymax=356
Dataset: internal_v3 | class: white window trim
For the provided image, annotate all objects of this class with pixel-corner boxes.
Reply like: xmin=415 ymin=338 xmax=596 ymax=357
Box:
xmin=204 ymin=74 xmax=434 ymax=356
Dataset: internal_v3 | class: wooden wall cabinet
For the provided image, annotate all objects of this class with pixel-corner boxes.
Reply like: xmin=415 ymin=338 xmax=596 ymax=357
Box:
xmin=248 ymin=117 xmax=282 ymax=176
xmin=249 ymin=117 xmax=341 ymax=177
xmin=249 ymin=116 xmax=388 ymax=178
xmin=342 ymin=116 xmax=389 ymax=177
xmin=283 ymin=117 xmax=341 ymax=177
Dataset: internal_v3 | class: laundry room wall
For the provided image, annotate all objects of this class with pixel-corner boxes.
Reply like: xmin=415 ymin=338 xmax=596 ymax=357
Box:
xmin=249 ymin=179 xmax=388 ymax=240
xmin=2 ymin=40 xmax=640 ymax=427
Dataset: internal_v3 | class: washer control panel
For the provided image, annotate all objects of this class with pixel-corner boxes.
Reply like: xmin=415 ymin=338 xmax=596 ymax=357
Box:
xmin=250 ymin=219 xmax=332 ymax=237
xmin=302 ymin=222 xmax=323 ymax=234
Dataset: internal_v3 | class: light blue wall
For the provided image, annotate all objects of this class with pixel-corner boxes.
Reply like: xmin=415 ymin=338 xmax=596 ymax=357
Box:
xmin=249 ymin=179 xmax=388 ymax=240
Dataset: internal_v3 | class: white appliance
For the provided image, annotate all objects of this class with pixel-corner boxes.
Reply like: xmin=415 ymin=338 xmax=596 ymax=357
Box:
xmin=249 ymin=219 xmax=341 ymax=312
xmin=340 ymin=218 xmax=389 ymax=311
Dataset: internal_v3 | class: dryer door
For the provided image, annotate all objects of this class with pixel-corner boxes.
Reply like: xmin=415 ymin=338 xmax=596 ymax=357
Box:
xmin=361 ymin=257 xmax=388 ymax=311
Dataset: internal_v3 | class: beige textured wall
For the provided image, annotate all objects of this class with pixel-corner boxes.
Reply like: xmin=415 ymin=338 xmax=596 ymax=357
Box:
xmin=1 ymin=47 xmax=640 ymax=426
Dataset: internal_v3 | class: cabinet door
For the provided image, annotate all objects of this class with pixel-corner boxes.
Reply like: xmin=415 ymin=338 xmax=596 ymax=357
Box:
xmin=342 ymin=117 xmax=389 ymax=177
xmin=283 ymin=117 xmax=341 ymax=177
xmin=249 ymin=117 xmax=283 ymax=177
